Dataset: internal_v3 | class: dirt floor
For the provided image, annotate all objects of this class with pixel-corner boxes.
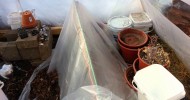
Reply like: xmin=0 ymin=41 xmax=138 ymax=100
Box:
xmin=162 ymin=3 xmax=190 ymax=99
xmin=1 ymin=60 xmax=59 ymax=100
xmin=29 ymin=68 xmax=59 ymax=100
xmin=149 ymin=32 xmax=190 ymax=99
xmin=165 ymin=1 xmax=190 ymax=37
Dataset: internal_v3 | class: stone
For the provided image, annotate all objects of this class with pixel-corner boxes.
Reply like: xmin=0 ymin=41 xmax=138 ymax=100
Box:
xmin=18 ymin=47 xmax=40 ymax=60
xmin=0 ymin=42 xmax=21 ymax=61
xmin=16 ymin=34 xmax=39 ymax=48
xmin=39 ymin=28 xmax=52 ymax=60
xmin=0 ymin=31 xmax=21 ymax=61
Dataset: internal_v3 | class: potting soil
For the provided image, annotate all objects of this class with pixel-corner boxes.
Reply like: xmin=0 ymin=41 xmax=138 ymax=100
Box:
xmin=1 ymin=60 xmax=59 ymax=100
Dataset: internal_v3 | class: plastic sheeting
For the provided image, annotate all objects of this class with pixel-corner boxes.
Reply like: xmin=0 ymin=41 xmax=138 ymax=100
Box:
xmin=141 ymin=0 xmax=190 ymax=71
xmin=0 ymin=0 xmax=143 ymax=28
xmin=146 ymin=0 xmax=172 ymax=12
xmin=49 ymin=1 xmax=137 ymax=100
xmin=62 ymin=85 xmax=122 ymax=100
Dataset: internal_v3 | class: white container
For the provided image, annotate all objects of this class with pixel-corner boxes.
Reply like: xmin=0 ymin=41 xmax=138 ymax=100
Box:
xmin=10 ymin=23 xmax=21 ymax=30
xmin=7 ymin=12 xmax=21 ymax=30
xmin=129 ymin=12 xmax=152 ymax=32
xmin=133 ymin=64 xmax=186 ymax=100
xmin=129 ymin=12 xmax=152 ymax=25
xmin=107 ymin=16 xmax=132 ymax=36
xmin=0 ymin=81 xmax=8 ymax=100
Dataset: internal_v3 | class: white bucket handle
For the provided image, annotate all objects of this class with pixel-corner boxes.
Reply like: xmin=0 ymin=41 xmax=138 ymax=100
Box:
xmin=132 ymin=80 xmax=148 ymax=99
xmin=0 ymin=81 xmax=4 ymax=89
xmin=132 ymin=80 xmax=139 ymax=91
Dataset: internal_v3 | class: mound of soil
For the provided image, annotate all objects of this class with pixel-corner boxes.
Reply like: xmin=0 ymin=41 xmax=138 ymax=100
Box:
xmin=1 ymin=60 xmax=59 ymax=100
xmin=29 ymin=68 xmax=59 ymax=100
xmin=2 ymin=60 xmax=35 ymax=100
xmin=165 ymin=2 xmax=190 ymax=37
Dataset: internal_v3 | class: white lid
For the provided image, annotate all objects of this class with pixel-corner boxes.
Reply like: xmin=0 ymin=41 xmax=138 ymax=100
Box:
xmin=133 ymin=64 xmax=186 ymax=100
xmin=130 ymin=12 xmax=152 ymax=25
xmin=107 ymin=16 xmax=132 ymax=29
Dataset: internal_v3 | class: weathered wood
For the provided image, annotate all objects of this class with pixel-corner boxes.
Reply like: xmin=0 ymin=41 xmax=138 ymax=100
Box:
xmin=50 ymin=27 xmax=62 ymax=35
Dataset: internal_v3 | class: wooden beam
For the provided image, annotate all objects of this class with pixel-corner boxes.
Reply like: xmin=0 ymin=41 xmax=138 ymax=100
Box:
xmin=50 ymin=27 xmax=62 ymax=35
xmin=1 ymin=26 xmax=62 ymax=36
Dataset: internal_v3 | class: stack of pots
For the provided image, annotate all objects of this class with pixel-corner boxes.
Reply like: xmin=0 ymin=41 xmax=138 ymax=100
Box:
xmin=121 ymin=30 xmax=170 ymax=92
xmin=118 ymin=28 xmax=149 ymax=92
xmin=118 ymin=28 xmax=148 ymax=64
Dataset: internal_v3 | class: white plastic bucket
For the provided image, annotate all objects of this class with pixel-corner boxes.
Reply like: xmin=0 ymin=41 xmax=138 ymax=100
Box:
xmin=129 ymin=12 xmax=152 ymax=33
xmin=0 ymin=81 xmax=8 ymax=100
xmin=129 ymin=12 xmax=152 ymax=25
xmin=133 ymin=64 xmax=186 ymax=100
xmin=10 ymin=23 xmax=21 ymax=30
xmin=107 ymin=16 xmax=132 ymax=37
xmin=7 ymin=12 xmax=21 ymax=30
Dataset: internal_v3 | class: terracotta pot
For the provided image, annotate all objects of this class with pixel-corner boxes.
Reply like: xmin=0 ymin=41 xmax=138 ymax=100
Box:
xmin=118 ymin=28 xmax=148 ymax=49
xmin=133 ymin=58 xmax=139 ymax=73
xmin=124 ymin=67 xmax=137 ymax=92
xmin=138 ymin=47 xmax=169 ymax=69
xmin=118 ymin=41 xmax=138 ymax=64
xmin=22 ymin=10 xmax=37 ymax=28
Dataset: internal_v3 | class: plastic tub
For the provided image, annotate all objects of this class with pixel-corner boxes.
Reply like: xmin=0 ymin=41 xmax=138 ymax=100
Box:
xmin=107 ymin=16 xmax=132 ymax=37
xmin=7 ymin=12 xmax=21 ymax=30
xmin=133 ymin=64 xmax=186 ymax=100
xmin=129 ymin=12 xmax=152 ymax=32
xmin=129 ymin=12 xmax=152 ymax=25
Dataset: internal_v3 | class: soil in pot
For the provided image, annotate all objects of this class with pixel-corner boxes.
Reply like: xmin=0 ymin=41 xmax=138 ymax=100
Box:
xmin=118 ymin=28 xmax=148 ymax=48
xmin=124 ymin=67 xmax=137 ymax=92
xmin=138 ymin=45 xmax=170 ymax=69
xmin=138 ymin=35 xmax=170 ymax=69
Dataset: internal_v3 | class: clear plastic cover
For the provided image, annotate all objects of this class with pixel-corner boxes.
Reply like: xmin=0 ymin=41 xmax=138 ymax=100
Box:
xmin=141 ymin=0 xmax=190 ymax=71
xmin=49 ymin=1 xmax=137 ymax=100
xmin=62 ymin=85 xmax=122 ymax=100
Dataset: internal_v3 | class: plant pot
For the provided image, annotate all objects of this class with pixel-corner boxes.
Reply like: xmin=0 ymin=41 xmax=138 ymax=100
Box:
xmin=124 ymin=67 xmax=137 ymax=92
xmin=118 ymin=28 xmax=148 ymax=49
xmin=133 ymin=58 xmax=140 ymax=73
xmin=118 ymin=41 xmax=138 ymax=64
xmin=138 ymin=47 xmax=170 ymax=69
xmin=22 ymin=10 xmax=37 ymax=28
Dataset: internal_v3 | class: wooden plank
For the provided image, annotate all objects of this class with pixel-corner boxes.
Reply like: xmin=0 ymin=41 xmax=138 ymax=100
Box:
xmin=1 ymin=26 xmax=62 ymax=36
xmin=50 ymin=27 xmax=62 ymax=35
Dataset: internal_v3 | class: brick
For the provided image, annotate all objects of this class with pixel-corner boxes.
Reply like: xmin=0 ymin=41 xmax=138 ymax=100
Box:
xmin=0 ymin=42 xmax=21 ymax=61
xmin=0 ymin=32 xmax=21 ymax=61
xmin=39 ymin=28 xmax=52 ymax=60
xmin=18 ymin=47 xmax=40 ymax=60
xmin=16 ymin=34 xmax=39 ymax=48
